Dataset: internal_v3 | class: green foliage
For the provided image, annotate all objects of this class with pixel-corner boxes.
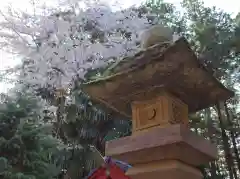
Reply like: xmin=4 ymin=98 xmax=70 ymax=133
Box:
xmin=181 ymin=0 xmax=239 ymax=79
xmin=50 ymin=87 xmax=131 ymax=178
xmin=0 ymin=92 xmax=63 ymax=179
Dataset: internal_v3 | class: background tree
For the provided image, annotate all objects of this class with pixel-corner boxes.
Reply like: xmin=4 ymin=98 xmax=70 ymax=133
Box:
xmin=0 ymin=88 xmax=65 ymax=179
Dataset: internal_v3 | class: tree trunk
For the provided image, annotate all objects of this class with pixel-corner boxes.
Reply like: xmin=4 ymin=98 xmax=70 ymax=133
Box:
xmin=205 ymin=108 xmax=218 ymax=179
xmin=224 ymin=102 xmax=240 ymax=173
xmin=209 ymin=162 xmax=218 ymax=179
xmin=216 ymin=103 xmax=236 ymax=179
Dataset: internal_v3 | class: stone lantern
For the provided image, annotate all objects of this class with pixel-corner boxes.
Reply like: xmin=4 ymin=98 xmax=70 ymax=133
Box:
xmin=82 ymin=37 xmax=234 ymax=179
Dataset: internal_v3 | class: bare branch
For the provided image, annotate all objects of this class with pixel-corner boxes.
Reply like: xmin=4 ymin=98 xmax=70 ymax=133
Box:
xmin=0 ymin=10 xmax=31 ymax=46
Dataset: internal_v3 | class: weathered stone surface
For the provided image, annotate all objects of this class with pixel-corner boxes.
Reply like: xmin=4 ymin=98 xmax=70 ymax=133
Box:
xmin=82 ymin=37 xmax=234 ymax=118
xmin=105 ymin=124 xmax=217 ymax=166
xmin=126 ymin=160 xmax=203 ymax=179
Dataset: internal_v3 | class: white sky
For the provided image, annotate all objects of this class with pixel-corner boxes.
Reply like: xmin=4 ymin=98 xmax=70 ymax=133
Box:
xmin=0 ymin=0 xmax=240 ymax=93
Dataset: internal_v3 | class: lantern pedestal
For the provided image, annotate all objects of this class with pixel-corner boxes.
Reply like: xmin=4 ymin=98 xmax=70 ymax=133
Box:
xmin=105 ymin=93 xmax=217 ymax=179
xmin=106 ymin=124 xmax=217 ymax=179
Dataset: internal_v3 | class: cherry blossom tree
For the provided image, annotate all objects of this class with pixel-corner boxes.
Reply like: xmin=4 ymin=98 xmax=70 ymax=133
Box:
xmin=0 ymin=0 xmax=155 ymax=90
xmin=0 ymin=3 xmax=157 ymax=162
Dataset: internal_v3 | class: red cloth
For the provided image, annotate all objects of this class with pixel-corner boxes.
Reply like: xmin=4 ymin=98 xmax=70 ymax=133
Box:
xmin=88 ymin=163 xmax=131 ymax=179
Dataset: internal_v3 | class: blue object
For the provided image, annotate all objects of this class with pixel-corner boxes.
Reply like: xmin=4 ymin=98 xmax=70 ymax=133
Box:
xmin=112 ymin=159 xmax=132 ymax=173
xmin=104 ymin=156 xmax=132 ymax=173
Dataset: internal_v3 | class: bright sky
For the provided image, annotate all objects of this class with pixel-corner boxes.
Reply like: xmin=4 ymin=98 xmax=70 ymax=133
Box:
xmin=0 ymin=0 xmax=240 ymax=93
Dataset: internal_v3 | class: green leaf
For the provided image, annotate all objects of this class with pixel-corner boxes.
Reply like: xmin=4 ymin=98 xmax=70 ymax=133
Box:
xmin=0 ymin=157 xmax=8 ymax=174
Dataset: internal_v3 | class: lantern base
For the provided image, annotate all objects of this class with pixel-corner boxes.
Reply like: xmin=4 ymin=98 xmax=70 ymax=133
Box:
xmin=126 ymin=160 xmax=202 ymax=179
xmin=106 ymin=124 xmax=217 ymax=179
xmin=106 ymin=124 xmax=217 ymax=166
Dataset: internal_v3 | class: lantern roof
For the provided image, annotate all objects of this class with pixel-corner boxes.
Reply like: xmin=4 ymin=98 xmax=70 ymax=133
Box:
xmin=82 ymin=37 xmax=234 ymax=118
